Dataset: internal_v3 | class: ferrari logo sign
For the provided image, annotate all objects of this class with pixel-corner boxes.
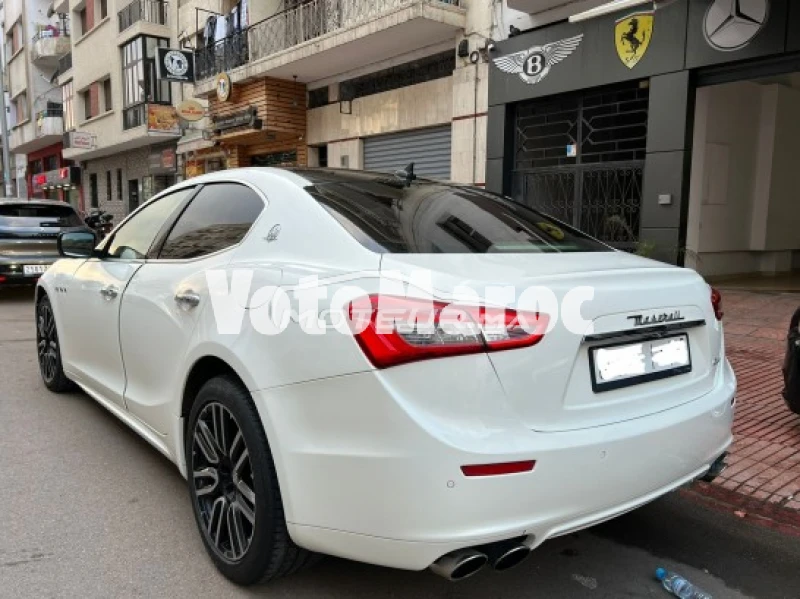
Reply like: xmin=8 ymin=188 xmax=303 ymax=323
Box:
xmin=615 ymin=11 xmax=653 ymax=69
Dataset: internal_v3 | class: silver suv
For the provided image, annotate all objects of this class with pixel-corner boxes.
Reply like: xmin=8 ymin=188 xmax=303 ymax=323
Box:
xmin=0 ymin=200 xmax=93 ymax=286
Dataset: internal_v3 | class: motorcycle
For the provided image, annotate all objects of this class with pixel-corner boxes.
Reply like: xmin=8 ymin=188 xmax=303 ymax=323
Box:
xmin=783 ymin=307 xmax=800 ymax=415
xmin=84 ymin=210 xmax=115 ymax=240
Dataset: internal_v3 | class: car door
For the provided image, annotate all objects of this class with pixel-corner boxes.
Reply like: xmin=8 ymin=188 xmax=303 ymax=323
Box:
xmin=119 ymin=182 xmax=266 ymax=435
xmin=60 ymin=187 xmax=196 ymax=407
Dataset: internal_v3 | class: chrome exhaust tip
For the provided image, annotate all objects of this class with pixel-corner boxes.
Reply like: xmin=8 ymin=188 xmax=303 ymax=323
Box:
xmin=492 ymin=544 xmax=532 ymax=572
xmin=429 ymin=549 xmax=488 ymax=581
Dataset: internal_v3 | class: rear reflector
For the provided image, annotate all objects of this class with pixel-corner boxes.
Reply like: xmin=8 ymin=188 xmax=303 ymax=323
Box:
xmin=348 ymin=295 xmax=549 ymax=369
xmin=461 ymin=461 xmax=536 ymax=477
xmin=0 ymin=276 xmax=5 ymax=283
xmin=711 ymin=287 xmax=723 ymax=320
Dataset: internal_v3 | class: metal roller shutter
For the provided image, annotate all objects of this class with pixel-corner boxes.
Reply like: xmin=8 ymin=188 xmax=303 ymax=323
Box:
xmin=363 ymin=126 xmax=452 ymax=180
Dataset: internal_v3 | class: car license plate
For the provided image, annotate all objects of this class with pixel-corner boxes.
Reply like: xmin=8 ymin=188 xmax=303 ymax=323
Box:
xmin=590 ymin=334 xmax=692 ymax=392
xmin=23 ymin=265 xmax=49 ymax=276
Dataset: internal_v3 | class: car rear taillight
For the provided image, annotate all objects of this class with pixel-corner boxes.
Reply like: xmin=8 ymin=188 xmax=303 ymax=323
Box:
xmin=348 ymin=295 xmax=549 ymax=369
xmin=711 ymin=287 xmax=723 ymax=321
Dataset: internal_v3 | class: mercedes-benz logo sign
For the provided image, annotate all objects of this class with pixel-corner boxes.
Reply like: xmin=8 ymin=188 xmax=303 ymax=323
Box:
xmin=704 ymin=0 xmax=769 ymax=52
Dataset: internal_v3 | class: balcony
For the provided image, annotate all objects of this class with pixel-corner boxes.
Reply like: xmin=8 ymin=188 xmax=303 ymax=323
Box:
xmin=9 ymin=103 xmax=64 ymax=153
xmin=31 ymin=25 xmax=71 ymax=69
xmin=118 ymin=0 xmax=169 ymax=33
xmin=194 ymin=0 xmax=465 ymax=91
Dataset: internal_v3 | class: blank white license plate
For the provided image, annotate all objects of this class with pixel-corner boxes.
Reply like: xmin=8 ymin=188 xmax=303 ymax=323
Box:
xmin=23 ymin=265 xmax=49 ymax=276
xmin=590 ymin=334 xmax=692 ymax=392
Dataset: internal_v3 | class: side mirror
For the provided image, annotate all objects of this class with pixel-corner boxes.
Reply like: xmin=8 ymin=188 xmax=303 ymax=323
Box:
xmin=58 ymin=231 xmax=97 ymax=258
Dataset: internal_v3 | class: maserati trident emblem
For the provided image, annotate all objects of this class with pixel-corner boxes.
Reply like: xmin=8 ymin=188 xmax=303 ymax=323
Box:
xmin=704 ymin=0 xmax=768 ymax=52
xmin=492 ymin=34 xmax=583 ymax=85
xmin=627 ymin=311 xmax=685 ymax=327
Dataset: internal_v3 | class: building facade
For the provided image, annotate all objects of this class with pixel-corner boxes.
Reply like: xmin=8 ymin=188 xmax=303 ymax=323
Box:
xmin=489 ymin=0 xmax=800 ymax=278
xmin=4 ymin=0 xmax=72 ymax=202
xmin=183 ymin=0 xmax=514 ymax=186
xmin=55 ymin=0 xmax=180 ymax=218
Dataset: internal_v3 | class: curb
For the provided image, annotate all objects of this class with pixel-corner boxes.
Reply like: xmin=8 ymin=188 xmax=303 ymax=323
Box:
xmin=682 ymin=482 xmax=800 ymax=538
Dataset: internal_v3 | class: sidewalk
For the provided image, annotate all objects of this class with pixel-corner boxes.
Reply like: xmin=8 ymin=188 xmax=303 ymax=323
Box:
xmin=698 ymin=290 xmax=800 ymax=519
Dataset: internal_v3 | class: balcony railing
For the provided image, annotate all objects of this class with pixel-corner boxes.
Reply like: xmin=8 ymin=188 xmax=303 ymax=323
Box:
xmin=118 ymin=0 xmax=169 ymax=32
xmin=59 ymin=52 xmax=73 ymax=73
xmin=195 ymin=0 xmax=463 ymax=81
xmin=31 ymin=23 xmax=70 ymax=43
xmin=36 ymin=104 xmax=65 ymax=138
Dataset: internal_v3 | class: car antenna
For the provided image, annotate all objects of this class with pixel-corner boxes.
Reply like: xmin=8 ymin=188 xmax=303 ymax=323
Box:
xmin=394 ymin=163 xmax=417 ymax=187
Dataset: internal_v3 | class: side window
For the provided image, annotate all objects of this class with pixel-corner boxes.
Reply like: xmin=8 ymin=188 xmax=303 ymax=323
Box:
xmin=158 ymin=183 xmax=264 ymax=260
xmin=106 ymin=188 xmax=194 ymax=260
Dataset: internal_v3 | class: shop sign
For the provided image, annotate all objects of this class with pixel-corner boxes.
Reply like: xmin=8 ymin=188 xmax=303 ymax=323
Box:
xmin=212 ymin=106 xmax=262 ymax=134
xmin=176 ymin=99 xmax=205 ymax=122
xmin=149 ymin=148 xmax=177 ymax=173
xmin=216 ymin=73 xmax=232 ymax=102
xmin=156 ymin=48 xmax=195 ymax=83
xmin=65 ymin=130 xmax=95 ymax=150
xmin=31 ymin=166 xmax=81 ymax=192
xmin=492 ymin=34 xmax=583 ymax=85
xmin=703 ymin=0 xmax=768 ymax=52
xmin=615 ymin=11 xmax=654 ymax=69
xmin=147 ymin=105 xmax=180 ymax=135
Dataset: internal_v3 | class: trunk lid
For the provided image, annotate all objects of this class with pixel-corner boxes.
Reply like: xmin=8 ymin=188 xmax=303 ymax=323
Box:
xmin=380 ymin=252 xmax=722 ymax=432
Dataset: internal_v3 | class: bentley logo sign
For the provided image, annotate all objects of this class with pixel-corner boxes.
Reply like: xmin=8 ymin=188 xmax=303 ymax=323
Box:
xmin=492 ymin=34 xmax=583 ymax=85
xmin=704 ymin=0 xmax=768 ymax=52
xmin=627 ymin=311 xmax=685 ymax=327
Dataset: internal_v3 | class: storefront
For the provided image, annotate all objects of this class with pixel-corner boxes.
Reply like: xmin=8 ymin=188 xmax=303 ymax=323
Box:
xmin=197 ymin=75 xmax=308 ymax=174
xmin=30 ymin=166 xmax=82 ymax=210
xmin=27 ymin=143 xmax=77 ymax=206
xmin=83 ymin=142 xmax=178 ymax=219
xmin=487 ymin=0 xmax=800 ymax=275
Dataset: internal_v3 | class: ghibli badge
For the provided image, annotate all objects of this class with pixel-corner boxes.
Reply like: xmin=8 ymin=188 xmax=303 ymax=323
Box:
xmin=492 ymin=34 xmax=583 ymax=85
xmin=627 ymin=311 xmax=685 ymax=327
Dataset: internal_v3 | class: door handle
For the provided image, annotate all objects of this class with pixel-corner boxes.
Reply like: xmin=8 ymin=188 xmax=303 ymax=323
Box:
xmin=175 ymin=290 xmax=201 ymax=310
xmin=100 ymin=285 xmax=119 ymax=300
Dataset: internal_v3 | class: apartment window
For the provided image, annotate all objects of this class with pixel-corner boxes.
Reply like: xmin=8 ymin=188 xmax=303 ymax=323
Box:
xmin=81 ymin=89 xmax=92 ymax=121
xmin=100 ymin=0 xmax=108 ymax=20
xmin=13 ymin=93 xmax=27 ymax=123
xmin=90 ymin=173 xmax=99 ymax=208
xmin=62 ymin=80 xmax=75 ymax=131
xmin=105 ymin=171 xmax=112 ymax=202
xmin=78 ymin=8 xmax=88 ymax=36
xmin=122 ymin=35 xmax=170 ymax=130
xmin=103 ymin=78 xmax=112 ymax=112
xmin=117 ymin=169 xmax=123 ymax=201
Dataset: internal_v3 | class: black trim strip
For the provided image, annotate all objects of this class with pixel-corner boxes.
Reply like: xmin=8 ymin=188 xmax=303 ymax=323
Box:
xmin=583 ymin=319 xmax=706 ymax=344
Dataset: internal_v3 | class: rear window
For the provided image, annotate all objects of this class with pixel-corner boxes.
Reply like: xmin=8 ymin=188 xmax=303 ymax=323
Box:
xmin=0 ymin=204 xmax=83 ymax=228
xmin=306 ymin=177 xmax=610 ymax=254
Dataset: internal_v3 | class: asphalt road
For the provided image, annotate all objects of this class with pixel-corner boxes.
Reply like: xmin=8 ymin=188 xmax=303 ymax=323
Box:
xmin=2 ymin=286 xmax=799 ymax=599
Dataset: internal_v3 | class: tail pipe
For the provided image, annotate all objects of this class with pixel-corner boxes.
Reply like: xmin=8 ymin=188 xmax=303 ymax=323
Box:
xmin=429 ymin=549 xmax=488 ymax=581
xmin=481 ymin=539 xmax=532 ymax=572
xmin=701 ymin=452 xmax=728 ymax=483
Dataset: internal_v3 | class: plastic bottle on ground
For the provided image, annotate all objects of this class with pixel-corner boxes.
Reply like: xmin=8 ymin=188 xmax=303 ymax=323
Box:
xmin=655 ymin=568 xmax=712 ymax=599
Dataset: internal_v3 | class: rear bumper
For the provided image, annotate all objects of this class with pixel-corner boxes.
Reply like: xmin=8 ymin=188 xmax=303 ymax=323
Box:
xmin=252 ymin=359 xmax=735 ymax=571
xmin=0 ymin=260 xmax=55 ymax=284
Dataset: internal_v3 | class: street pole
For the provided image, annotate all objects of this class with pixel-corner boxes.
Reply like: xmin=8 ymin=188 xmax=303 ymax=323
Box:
xmin=0 ymin=11 xmax=13 ymax=198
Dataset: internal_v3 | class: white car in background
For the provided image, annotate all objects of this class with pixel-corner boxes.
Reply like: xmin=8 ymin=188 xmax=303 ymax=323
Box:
xmin=35 ymin=168 xmax=735 ymax=585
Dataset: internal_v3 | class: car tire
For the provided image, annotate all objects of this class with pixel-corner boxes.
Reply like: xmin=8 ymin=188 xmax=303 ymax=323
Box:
xmin=36 ymin=296 xmax=75 ymax=393
xmin=186 ymin=375 xmax=319 ymax=585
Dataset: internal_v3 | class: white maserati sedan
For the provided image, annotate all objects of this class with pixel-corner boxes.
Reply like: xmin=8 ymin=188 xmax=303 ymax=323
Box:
xmin=36 ymin=168 xmax=735 ymax=585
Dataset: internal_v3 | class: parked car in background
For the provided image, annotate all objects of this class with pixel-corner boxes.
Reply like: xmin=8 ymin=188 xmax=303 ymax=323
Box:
xmin=784 ymin=307 xmax=800 ymax=415
xmin=0 ymin=200 xmax=93 ymax=286
xmin=35 ymin=168 xmax=735 ymax=586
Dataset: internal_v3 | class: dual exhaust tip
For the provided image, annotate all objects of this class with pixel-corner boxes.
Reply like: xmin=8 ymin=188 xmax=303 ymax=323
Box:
xmin=429 ymin=542 xmax=532 ymax=581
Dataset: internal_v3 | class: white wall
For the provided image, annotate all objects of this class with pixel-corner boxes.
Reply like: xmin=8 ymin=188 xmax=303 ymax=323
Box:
xmin=686 ymin=81 xmax=800 ymax=276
